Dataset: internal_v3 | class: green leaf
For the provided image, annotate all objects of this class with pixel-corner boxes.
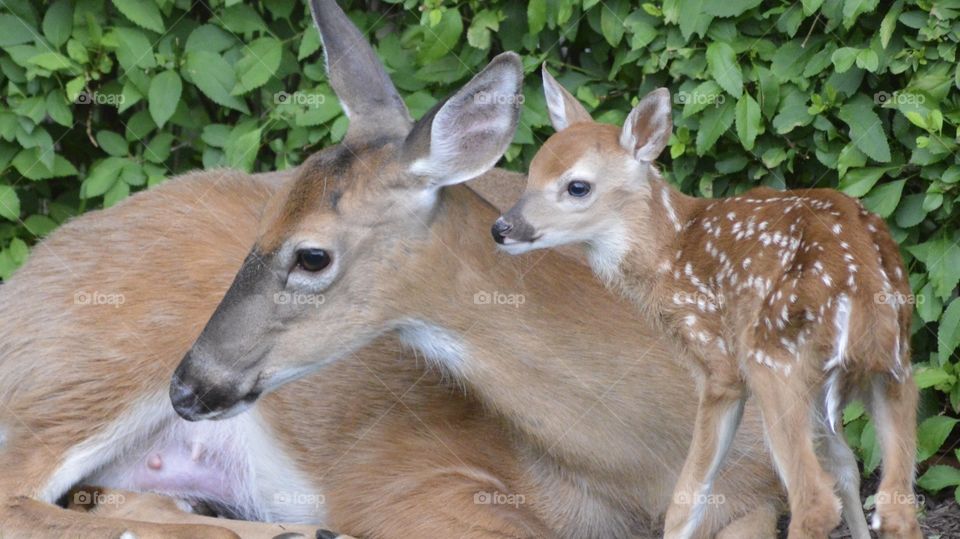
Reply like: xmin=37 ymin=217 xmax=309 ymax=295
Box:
xmin=28 ymin=52 xmax=73 ymax=71
xmin=880 ymin=1 xmax=903 ymax=49
xmin=831 ymin=47 xmax=859 ymax=73
xmin=148 ymin=70 xmax=182 ymax=128
xmin=772 ymin=90 xmax=813 ymax=134
xmin=703 ymin=0 xmax=762 ymax=17
xmin=12 ymin=149 xmax=76 ymax=180
xmin=914 ymin=366 xmax=955 ymax=389
xmin=917 ymin=465 xmax=960 ymax=492
xmin=838 ymin=167 xmax=888 ymax=197
xmin=895 ymin=193 xmax=927 ymax=228
xmin=696 ymin=99 xmax=735 ymax=155
xmin=855 ymin=49 xmax=878 ymax=72
xmin=111 ymin=0 xmax=165 ymax=33
xmin=103 ymin=177 xmax=130 ymax=208
xmin=231 ymin=37 xmax=282 ymax=95
xmin=917 ymin=416 xmax=958 ymax=461
xmin=706 ymin=42 xmax=743 ymax=98
xmin=111 ymin=27 xmax=156 ymax=71
xmin=860 ymin=418 xmax=881 ymax=473
xmin=600 ymin=0 xmax=629 ymax=46
xmin=96 ymin=131 xmax=128 ymax=157
xmin=42 ymin=0 xmax=73 ymax=48
xmin=527 ymin=0 xmax=546 ymax=34
xmin=0 ymin=185 xmax=20 ymax=222
xmin=466 ymin=9 xmax=499 ymax=50
xmin=418 ymin=8 xmax=462 ymax=63
xmin=0 ymin=14 xmax=38 ymax=46
xmin=837 ymin=97 xmax=891 ymax=162
xmin=186 ymin=24 xmax=235 ymax=53
xmin=681 ymin=81 xmax=725 ymax=118
xmin=81 ymin=157 xmax=127 ymax=198
xmin=183 ymin=51 xmax=248 ymax=113
xmin=734 ymin=93 xmax=761 ymax=151
xmin=862 ymin=179 xmax=904 ymax=217
xmin=23 ymin=215 xmax=58 ymax=237
xmin=908 ymin=237 xmax=960 ymax=301
xmin=842 ymin=0 xmax=879 ymax=28
xmin=940 ymin=298 xmax=960 ymax=363
xmin=224 ymin=125 xmax=262 ymax=172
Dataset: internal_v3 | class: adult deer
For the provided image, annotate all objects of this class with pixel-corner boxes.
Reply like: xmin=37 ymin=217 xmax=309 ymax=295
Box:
xmin=3 ymin=1 xmax=780 ymax=537
xmin=492 ymin=69 xmax=921 ymax=539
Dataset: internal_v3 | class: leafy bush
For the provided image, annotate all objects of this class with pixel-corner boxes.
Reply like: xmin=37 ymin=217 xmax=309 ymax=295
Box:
xmin=0 ymin=0 xmax=958 ymax=502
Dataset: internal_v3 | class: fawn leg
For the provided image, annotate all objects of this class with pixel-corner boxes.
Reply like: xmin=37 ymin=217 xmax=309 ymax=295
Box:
xmin=746 ymin=364 xmax=841 ymax=539
xmin=818 ymin=425 xmax=870 ymax=539
xmin=868 ymin=374 xmax=922 ymax=539
xmin=664 ymin=377 xmax=746 ymax=539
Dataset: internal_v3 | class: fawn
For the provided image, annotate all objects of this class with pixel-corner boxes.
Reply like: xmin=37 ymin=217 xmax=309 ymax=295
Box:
xmin=492 ymin=68 xmax=921 ymax=539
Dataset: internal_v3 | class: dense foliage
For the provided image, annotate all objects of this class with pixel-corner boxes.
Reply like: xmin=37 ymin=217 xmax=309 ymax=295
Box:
xmin=0 ymin=0 xmax=958 ymax=502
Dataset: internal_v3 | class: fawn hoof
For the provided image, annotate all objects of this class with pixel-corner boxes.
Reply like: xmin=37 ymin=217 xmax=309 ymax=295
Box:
xmin=315 ymin=530 xmax=344 ymax=539
xmin=871 ymin=503 xmax=922 ymax=539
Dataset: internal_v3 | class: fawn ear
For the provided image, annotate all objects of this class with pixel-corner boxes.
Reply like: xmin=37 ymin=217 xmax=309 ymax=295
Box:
xmin=619 ymin=88 xmax=672 ymax=162
xmin=404 ymin=52 xmax=523 ymax=188
xmin=542 ymin=66 xmax=592 ymax=131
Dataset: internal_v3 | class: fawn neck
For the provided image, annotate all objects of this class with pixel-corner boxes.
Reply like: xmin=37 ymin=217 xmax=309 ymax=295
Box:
xmin=612 ymin=177 xmax=706 ymax=303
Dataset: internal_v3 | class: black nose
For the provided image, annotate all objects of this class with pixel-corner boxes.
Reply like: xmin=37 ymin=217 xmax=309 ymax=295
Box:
xmin=491 ymin=219 xmax=513 ymax=244
xmin=170 ymin=357 xmax=239 ymax=421
xmin=170 ymin=373 xmax=208 ymax=421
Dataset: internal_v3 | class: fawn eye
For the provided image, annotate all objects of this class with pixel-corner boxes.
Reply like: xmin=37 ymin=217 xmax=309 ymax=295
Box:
xmin=567 ymin=180 xmax=591 ymax=197
xmin=296 ymin=248 xmax=331 ymax=272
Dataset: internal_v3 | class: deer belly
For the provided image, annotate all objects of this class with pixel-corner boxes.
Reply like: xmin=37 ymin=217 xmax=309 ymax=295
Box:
xmin=88 ymin=411 xmax=326 ymax=523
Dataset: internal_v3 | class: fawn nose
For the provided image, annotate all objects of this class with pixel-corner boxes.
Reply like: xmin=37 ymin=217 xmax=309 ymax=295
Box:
xmin=491 ymin=218 xmax=513 ymax=244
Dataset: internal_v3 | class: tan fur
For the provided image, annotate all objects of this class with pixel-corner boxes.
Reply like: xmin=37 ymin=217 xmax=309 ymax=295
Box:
xmin=500 ymin=85 xmax=921 ymax=539
xmin=0 ymin=162 xmax=784 ymax=538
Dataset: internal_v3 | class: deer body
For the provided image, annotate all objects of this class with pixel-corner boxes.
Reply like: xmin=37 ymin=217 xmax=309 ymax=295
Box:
xmin=1 ymin=2 xmax=787 ymax=536
xmin=495 ymin=71 xmax=921 ymax=539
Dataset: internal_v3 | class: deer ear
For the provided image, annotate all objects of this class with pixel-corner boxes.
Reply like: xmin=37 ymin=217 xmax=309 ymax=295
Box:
xmin=542 ymin=66 xmax=591 ymax=131
xmin=619 ymin=88 xmax=672 ymax=162
xmin=405 ymin=52 xmax=523 ymax=188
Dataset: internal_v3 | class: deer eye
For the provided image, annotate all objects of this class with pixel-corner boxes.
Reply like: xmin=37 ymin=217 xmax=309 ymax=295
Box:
xmin=296 ymin=248 xmax=331 ymax=272
xmin=566 ymin=180 xmax=591 ymax=197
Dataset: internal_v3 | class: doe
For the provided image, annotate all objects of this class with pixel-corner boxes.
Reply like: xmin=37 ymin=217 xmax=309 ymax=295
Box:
xmin=493 ymin=68 xmax=921 ymax=539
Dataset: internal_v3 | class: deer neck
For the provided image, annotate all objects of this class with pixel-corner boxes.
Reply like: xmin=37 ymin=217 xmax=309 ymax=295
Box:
xmin=391 ymin=183 xmax=674 ymax=460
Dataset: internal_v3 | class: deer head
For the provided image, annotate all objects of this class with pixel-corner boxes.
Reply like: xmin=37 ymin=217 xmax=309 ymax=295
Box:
xmin=170 ymin=0 xmax=522 ymax=421
xmin=492 ymin=67 xmax=672 ymax=277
